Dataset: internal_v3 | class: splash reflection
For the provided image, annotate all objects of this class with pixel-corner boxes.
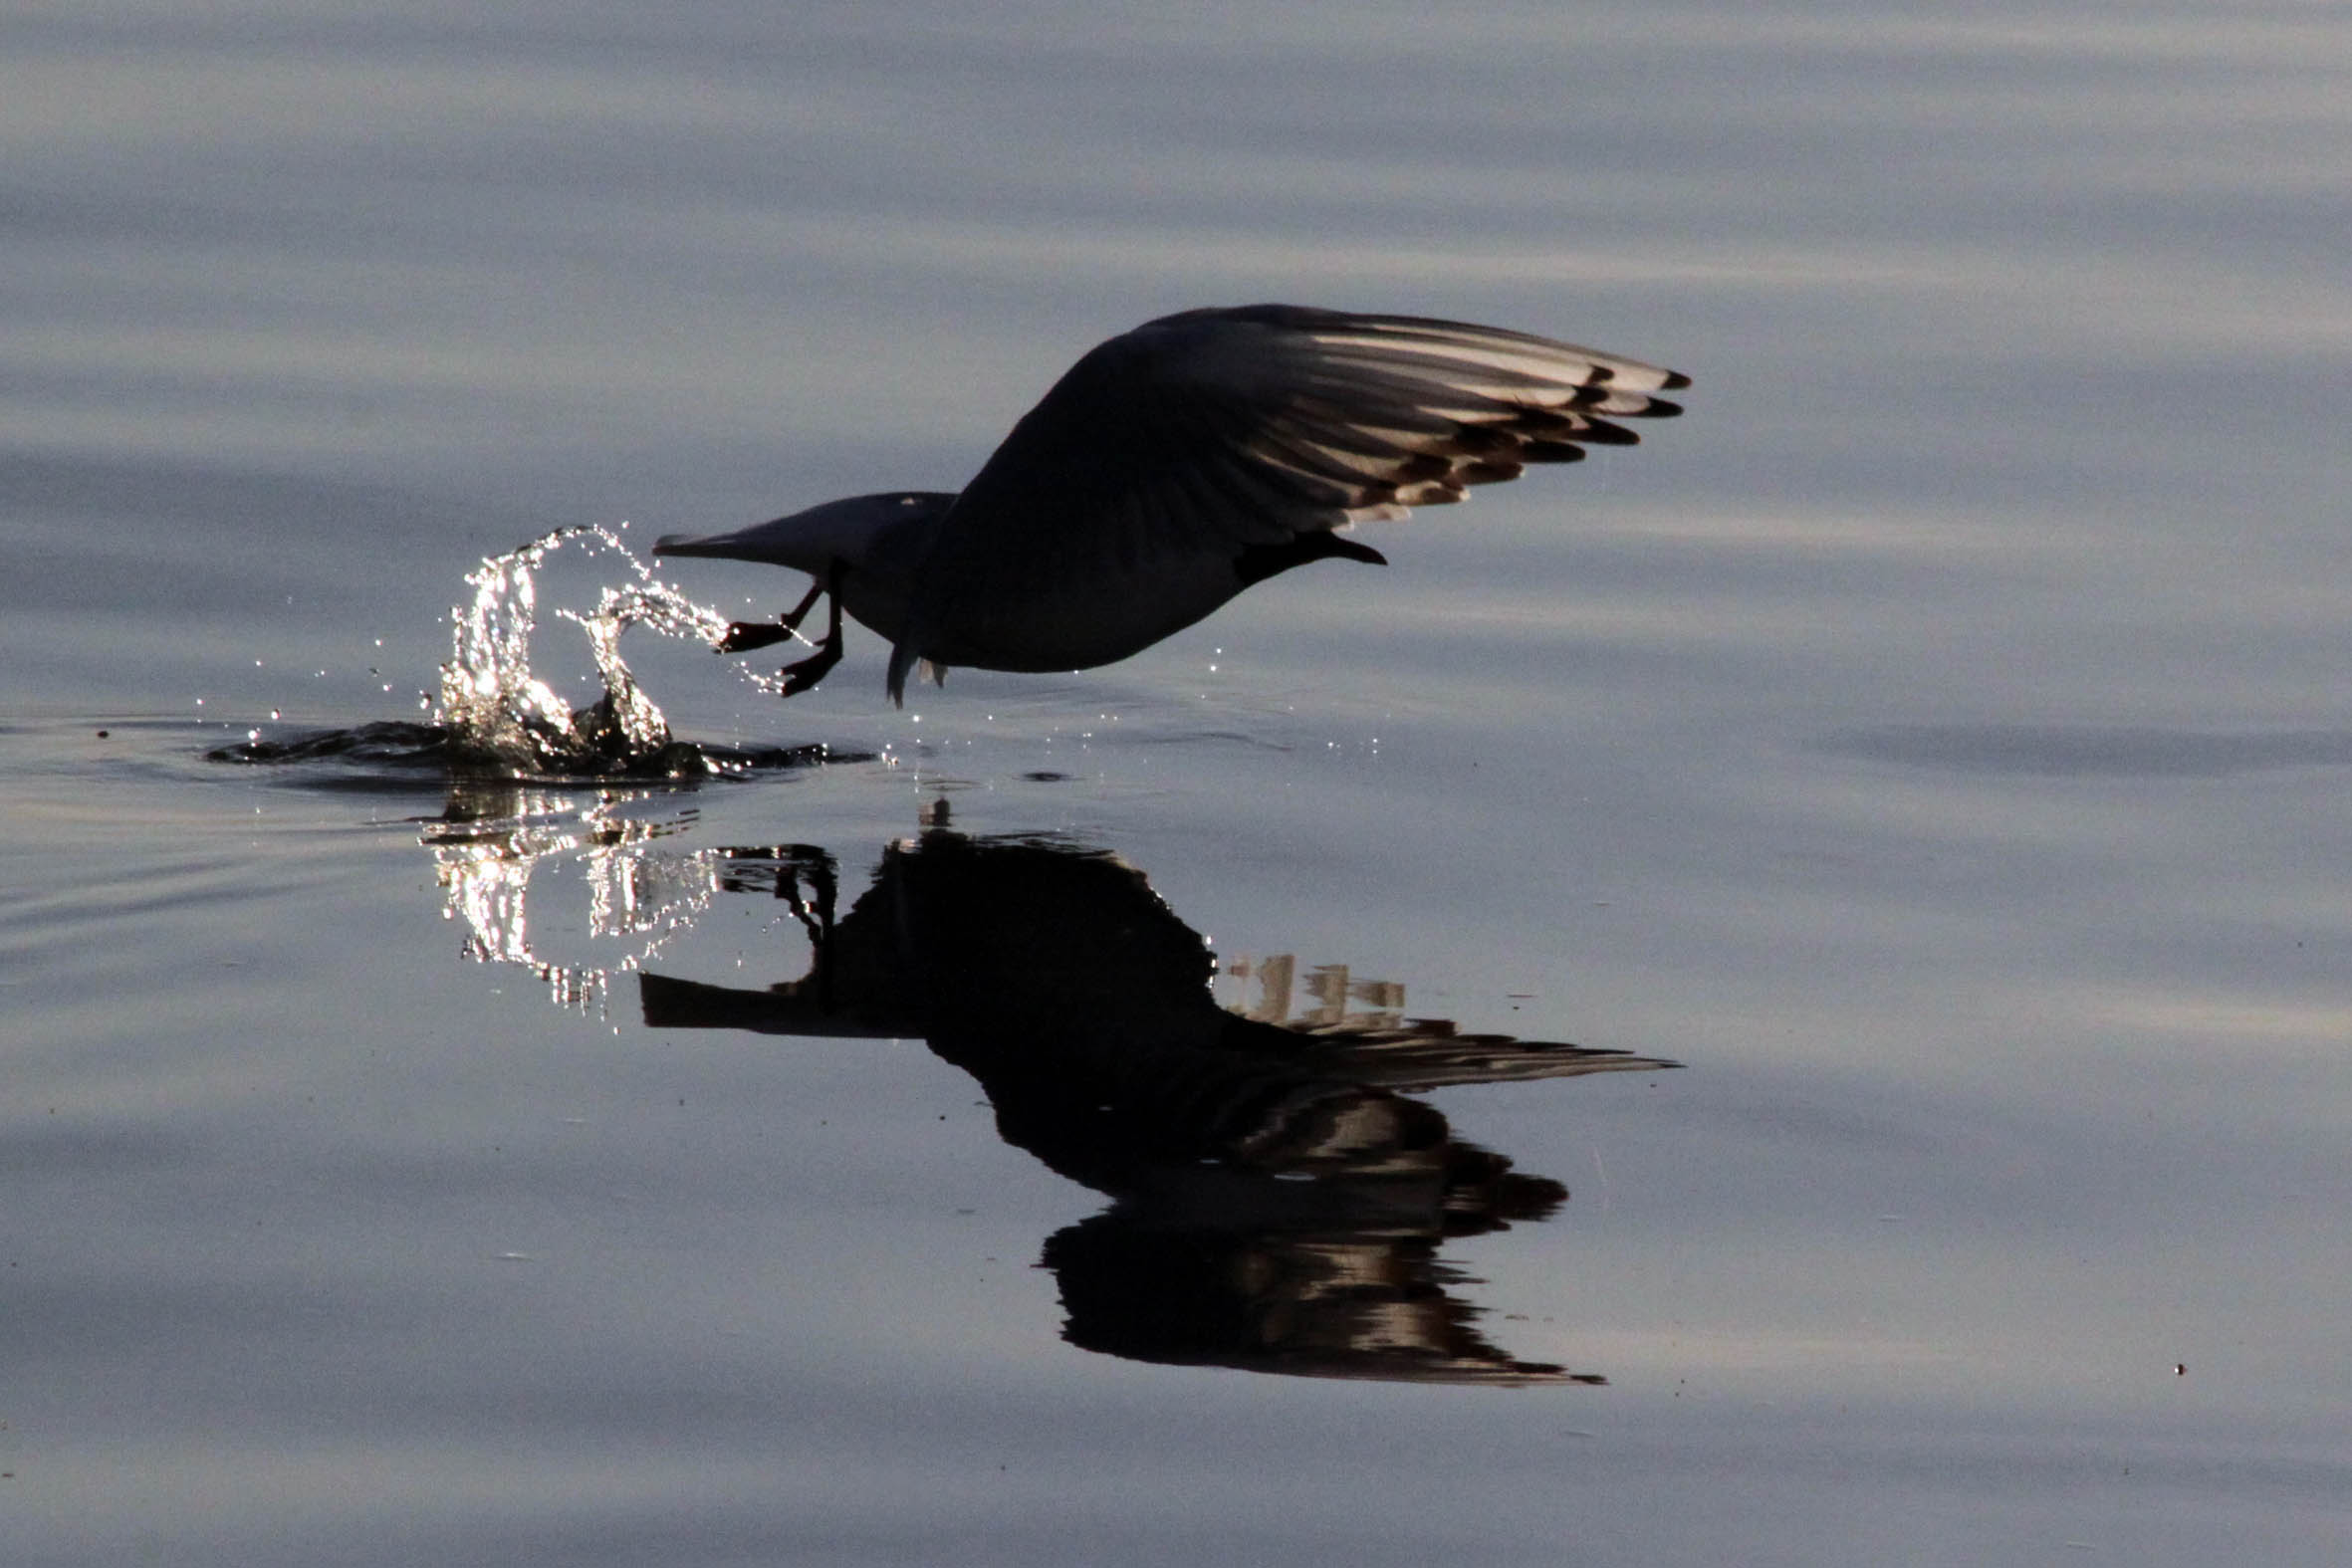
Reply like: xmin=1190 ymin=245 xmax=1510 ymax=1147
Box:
xmin=425 ymin=784 xmax=722 ymax=1014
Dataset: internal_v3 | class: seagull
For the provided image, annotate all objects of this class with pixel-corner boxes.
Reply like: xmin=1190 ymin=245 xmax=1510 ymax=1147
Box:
xmin=653 ymin=304 xmax=1687 ymax=704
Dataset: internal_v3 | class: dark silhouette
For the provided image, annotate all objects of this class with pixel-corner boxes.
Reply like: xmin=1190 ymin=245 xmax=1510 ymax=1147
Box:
xmin=643 ymin=829 xmax=1676 ymax=1385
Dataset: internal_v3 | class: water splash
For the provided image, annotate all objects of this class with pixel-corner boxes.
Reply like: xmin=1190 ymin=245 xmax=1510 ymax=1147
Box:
xmin=214 ymin=524 xmax=861 ymax=780
xmin=436 ymin=526 xmax=738 ymax=777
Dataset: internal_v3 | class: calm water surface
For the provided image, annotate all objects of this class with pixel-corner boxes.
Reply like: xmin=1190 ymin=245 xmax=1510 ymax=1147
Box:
xmin=7 ymin=4 xmax=2351 ymax=1564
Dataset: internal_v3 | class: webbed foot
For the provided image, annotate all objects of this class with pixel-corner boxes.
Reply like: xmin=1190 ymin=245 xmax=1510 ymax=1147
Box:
xmin=717 ymin=620 xmax=797 ymax=653
xmin=714 ymin=577 xmax=829 ymax=656
xmin=778 ymin=639 xmax=842 ymax=698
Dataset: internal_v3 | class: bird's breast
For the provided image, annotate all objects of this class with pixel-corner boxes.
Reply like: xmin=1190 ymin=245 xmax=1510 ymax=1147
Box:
xmin=916 ymin=549 xmax=1255 ymax=673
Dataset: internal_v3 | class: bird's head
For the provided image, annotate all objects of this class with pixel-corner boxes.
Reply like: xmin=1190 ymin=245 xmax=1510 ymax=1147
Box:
xmin=653 ymin=491 xmax=955 ymax=575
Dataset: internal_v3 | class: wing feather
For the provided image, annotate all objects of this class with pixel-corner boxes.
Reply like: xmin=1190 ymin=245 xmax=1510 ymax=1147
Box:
xmin=889 ymin=304 xmax=1686 ymax=700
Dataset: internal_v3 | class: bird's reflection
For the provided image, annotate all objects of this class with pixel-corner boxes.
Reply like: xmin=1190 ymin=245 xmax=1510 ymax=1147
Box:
xmin=640 ymin=826 xmax=1676 ymax=1386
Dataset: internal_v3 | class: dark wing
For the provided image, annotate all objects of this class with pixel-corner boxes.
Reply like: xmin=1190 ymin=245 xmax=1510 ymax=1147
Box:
xmin=888 ymin=304 xmax=1688 ymax=699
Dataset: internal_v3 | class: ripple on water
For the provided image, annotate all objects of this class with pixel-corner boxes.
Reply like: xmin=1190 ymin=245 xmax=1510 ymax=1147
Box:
xmin=1814 ymin=724 xmax=2352 ymax=779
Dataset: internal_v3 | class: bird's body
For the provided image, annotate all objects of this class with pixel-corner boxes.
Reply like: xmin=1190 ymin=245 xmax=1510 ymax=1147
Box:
xmin=654 ymin=304 xmax=1686 ymax=703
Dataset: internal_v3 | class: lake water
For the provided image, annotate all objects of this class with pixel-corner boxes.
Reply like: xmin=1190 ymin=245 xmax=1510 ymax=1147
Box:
xmin=7 ymin=3 xmax=2352 ymax=1563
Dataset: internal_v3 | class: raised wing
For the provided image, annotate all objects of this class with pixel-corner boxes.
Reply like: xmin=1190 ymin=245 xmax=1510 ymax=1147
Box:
xmin=889 ymin=305 xmax=1687 ymax=700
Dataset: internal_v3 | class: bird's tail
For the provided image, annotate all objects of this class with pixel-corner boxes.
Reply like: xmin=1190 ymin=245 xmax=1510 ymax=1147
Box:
xmin=885 ymin=638 xmax=919 ymax=707
xmin=885 ymin=638 xmax=952 ymax=706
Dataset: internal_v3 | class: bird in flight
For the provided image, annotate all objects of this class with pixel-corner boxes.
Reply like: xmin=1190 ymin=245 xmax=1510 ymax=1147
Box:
xmin=654 ymin=304 xmax=1687 ymax=704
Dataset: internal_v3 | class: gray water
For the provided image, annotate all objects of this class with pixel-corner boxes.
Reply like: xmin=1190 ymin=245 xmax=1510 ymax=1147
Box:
xmin=8 ymin=3 xmax=2352 ymax=1563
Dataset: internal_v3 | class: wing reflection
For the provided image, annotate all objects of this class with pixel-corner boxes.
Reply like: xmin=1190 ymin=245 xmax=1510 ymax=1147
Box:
xmin=641 ymin=828 xmax=1677 ymax=1386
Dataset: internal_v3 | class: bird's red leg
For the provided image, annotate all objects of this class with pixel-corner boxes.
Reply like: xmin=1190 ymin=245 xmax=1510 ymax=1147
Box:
xmin=716 ymin=577 xmax=827 ymax=654
xmin=777 ymin=563 xmax=845 ymax=697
